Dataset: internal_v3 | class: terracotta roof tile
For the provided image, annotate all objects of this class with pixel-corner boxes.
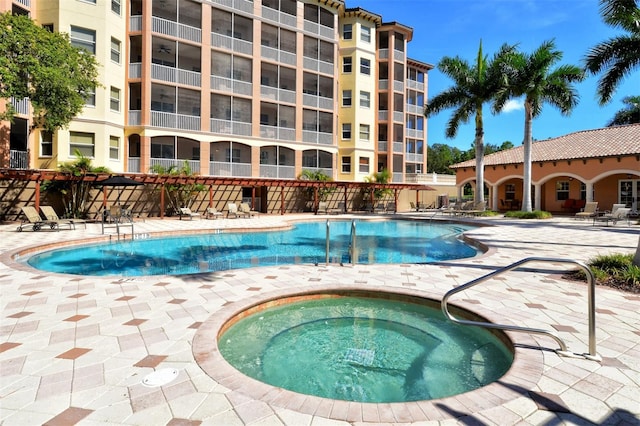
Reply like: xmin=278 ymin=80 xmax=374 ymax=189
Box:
xmin=451 ymin=124 xmax=640 ymax=168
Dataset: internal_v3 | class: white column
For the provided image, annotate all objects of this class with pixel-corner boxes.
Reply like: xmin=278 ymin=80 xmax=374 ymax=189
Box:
xmin=492 ymin=185 xmax=499 ymax=211
xmin=534 ymin=183 xmax=542 ymax=211
xmin=585 ymin=182 xmax=594 ymax=202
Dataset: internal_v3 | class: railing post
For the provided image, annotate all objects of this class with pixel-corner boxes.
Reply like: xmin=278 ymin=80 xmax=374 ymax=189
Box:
xmin=325 ymin=219 xmax=330 ymax=265
xmin=351 ymin=220 xmax=357 ymax=265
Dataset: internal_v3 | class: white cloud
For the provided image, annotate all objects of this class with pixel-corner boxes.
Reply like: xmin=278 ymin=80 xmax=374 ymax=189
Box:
xmin=502 ymin=99 xmax=524 ymax=113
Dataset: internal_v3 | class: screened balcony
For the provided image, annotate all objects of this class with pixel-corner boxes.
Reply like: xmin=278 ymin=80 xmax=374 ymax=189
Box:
xmin=150 ymin=84 xmax=201 ymax=131
xmin=259 ymin=146 xmax=295 ymax=179
xmin=211 ymin=10 xmax=253 ymax=55
xmin=150 ymin=39 xmax=201 ymax=87
xmin=149 ymin=136 xmax=200 ymax=173
xmin=211 ymin=51 xmax=253 ymax=96
xmin=209 ymin=141 xmax=252 ymax=177
xmin=150 ymin=0 xmax=202 ymax=43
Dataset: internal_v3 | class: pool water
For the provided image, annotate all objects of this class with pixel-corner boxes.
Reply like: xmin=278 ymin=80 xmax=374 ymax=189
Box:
xmin=218 ymin=295 xmax=514 ymax=402
xmin=26 ymin=220 xmax=478 ymax=276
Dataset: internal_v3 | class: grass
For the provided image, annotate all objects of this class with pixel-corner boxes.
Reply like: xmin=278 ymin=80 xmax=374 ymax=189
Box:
xmin=504 ymin=210 xmax=553 ymax=219
xmin=566 ymin=253 xmax=640 ymax=293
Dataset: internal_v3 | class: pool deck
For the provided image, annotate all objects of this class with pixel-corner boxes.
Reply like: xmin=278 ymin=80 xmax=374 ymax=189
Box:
xmin=0 ymin=213 xmax=638 ymax=425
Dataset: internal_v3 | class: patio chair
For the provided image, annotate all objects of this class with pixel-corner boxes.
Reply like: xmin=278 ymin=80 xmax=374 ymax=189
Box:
xmin=385 ymin=202 xmax=396 ymax=213
xmin=40 ymin=205 xmax=85 ymax=229
xmin=316 ymin=201 xmax=328 ymax=215
xmin=575 ymin=201 xmax=598 ymax=219
xmin=240 ymin=202 xmax=258 ymax=218
xmin=17 ymin=206 xmax=59 ymax=232
xmin=329 ymin=202 xmax=345 ymax=214
xmin=205 ymin=207 xmax=223 ymax=219
xmin=227 ymin=203 xmax=246 ymax=218
xmin=593 ymin=207 xmax=631 ymax=226
xmin=179 ymin=207 xmax=201 ymax=220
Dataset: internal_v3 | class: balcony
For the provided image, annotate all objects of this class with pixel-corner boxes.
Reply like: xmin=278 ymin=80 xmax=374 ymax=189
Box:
xmin=128 ymin=157 xmax=141 ymax=173
xmin=393 ymin=80 xmax=404 ymax=92
xmin=406 ymin=104 xmax=423 ymax=115
xmin=151 ymin=111 xmax=200 ymax=131
xmin=260 ymin=125 xmax=295 ymax=141
xmin=261 ymin=7 xmax=296 ymax=28
xmin=303 ymin=20 xmax=335 ymax=39
xmin=394 ymin=49 xmax=405 ymax=61
xmin=377 ymin=141 xmax=388 ymax=152
xmin=210 ymin=161 xmax=252 ymax=177
xmin=210 ymin=119 xmax=252 ymax=136
xmin=407 ymin=80 xmax=425 ymax=92
xmin=302 ymin=57 xmax=334 ymax=75
xmin=152 ymin=16 xmax=201 ymax=43
xmin=10 ymin=150 xmax=28 ymax=169
xmin=129 ymin=63 xmax=142 ymax=79
xmin=261 ymin=45 xmax=296 ymax=66
xmin=10 ymin=97 xmax=30 ymax=115
xmin=260 ymin=85 xmax=296 ymax=104
xmin=393 ymin=142 xmax=404 ymax=152
xmin=379 ymin=49 xmax=389 ymax=59
xmin=151 ymin=64 xmax=201 ymax=87
xmin=405 ymin=153 xmax=424 ymax=163
xmin=302 ymin=93 xmax=333 ymax=110
xmin=211 ymin=33 xmax=253 ymax=55
xmin=130 ymin=15 xmax=142 ymax=31
xmin=405 ymin=129 xmax=424 ymax=139
xmin=393 ymin=111 xmax=404 ymax=122
xmin=129 ymin=111 xmax=142 ymax=125
xmin=378 ymin=110 xmax=388 ymax=121
xmin=260 ymin=164 xmax=295 ymax=179
xmin=302 ymin=130 xmax=333 ymax=145
xmin=211 ymin=0 xmax=254 ymax=13
xmin=150 ymin=158 xmax=200 ymax=172
xmin=392 ymin=172 xmax=403 ymax=183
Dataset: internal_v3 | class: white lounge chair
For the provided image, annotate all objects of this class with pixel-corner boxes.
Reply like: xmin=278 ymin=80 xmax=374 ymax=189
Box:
xmin=205 ymin=207 xmax=223 ymax=219
xmin=179 ymin=207 xmax=201 ymax=220
xmin=240 ymin=202 xmax=258 ymax=217
xmin=593 ymin=207 xmax=630 ymax=226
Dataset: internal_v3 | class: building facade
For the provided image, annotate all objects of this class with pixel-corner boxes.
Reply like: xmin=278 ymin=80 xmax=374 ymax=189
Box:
xmin=1 ymin=0 xmax=432 ymax=187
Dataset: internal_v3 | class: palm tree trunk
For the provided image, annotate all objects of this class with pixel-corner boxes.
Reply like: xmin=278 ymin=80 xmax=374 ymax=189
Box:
xmin=522 ymin=103 xmax=533 ymax=212
xmin=474 ymin=111 xmax=485 ymax=205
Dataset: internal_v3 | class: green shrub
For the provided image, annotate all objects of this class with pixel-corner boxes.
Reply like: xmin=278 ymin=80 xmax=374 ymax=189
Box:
xmin=504 ymin=210 xmax=553 ymax=219
xmin=576 ymin=253 xmax=640 ymax=291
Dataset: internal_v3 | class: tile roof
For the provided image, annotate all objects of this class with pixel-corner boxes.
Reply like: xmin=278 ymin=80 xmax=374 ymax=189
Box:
xmin=451 ymin=124 xmax=640 ymax=168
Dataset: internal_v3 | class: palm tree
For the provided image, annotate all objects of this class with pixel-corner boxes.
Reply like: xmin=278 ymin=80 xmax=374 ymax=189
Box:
xmin=425 ymin=41 xmax=515 ymax=205
xmin=607 ymin=95 xmax=640 ymax=125
xmin=498 ymin=40 xmax=584 ymax=212
xmin=584 ymin=0 xmax=640 ymax=105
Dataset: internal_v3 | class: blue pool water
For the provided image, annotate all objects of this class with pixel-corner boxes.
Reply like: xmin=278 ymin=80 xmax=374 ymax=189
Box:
xmin=218 ymin=294 xmax=513 ymax=402
xmin=26 ymin=220 xmax=478 ymax=276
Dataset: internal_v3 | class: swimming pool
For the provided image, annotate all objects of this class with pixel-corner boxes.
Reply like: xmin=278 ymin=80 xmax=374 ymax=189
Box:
xmin=25 ymin=220 xmax=479 ymax=276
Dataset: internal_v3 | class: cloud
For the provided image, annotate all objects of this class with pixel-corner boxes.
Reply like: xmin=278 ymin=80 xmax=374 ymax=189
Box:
xmin=502 ymin=99 xmax=524 ymax=113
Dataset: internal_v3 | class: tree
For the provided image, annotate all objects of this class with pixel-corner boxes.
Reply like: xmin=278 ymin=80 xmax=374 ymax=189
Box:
xmin=298 ymin=169 xmax=335 ymax=206
xmin=498 ymin=40 xmax=584 ymax=212
xmin=425 ymin=41 xmax=516 ymax=205
xmin=364 ymin=168 xmax=392 ymax=203
xmin=0 ymin=12 xmax=99 ymax=131
xmin=41 ymin=152 xmax=110 ymax=219
xmin=607 ymin=95 xmax=640 ymax=125
xmin=584 ymin=0 xmax=640 ymax=105
xmin=149 ymin=162 xmax=206 ymax=215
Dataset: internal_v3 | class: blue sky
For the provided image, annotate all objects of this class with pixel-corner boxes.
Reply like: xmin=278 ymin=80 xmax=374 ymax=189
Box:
xmin=356 ymin=0 xmax=639 ymax=150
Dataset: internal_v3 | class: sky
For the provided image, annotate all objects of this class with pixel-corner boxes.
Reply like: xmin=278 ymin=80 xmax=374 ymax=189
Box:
xmin=356 ymin=0 xmax=639 ymax=151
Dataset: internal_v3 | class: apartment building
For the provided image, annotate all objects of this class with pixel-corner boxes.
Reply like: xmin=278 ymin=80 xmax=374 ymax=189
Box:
xmin=1 ymin=0 xmax=431 ymax=185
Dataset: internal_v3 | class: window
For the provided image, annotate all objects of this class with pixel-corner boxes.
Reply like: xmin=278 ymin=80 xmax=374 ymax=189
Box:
xmin=111 ymin=0 xmax=121 ymax=15
xmin=359 ymin=91 xmax=370 ymax=108
xmin=342 ymin=156 xmax=351 ymax=173
xmin=342 ymin=56 xmax=352 ymax=73
xmin=110 ymin=87 xmax=120 ymax=111
xmin=110 ymin=38 xmax=121 ymax=63
xmin=42 ymin=23 xmax=54 ymax=32
xmin=109 ymin=136 xmax=119 ymax=160
xmin=505 ymin=183 xmax=515 ymax=200
xmin=343 ymin=24 xmax=352 ymax=40
xmin=342 ymin=123 xmax=351 ymax=139
xmin=84 ymin=89 xmax=95 ymax=107
xmin=342 ymin=90 xmax=352 ymax=107
xmin=556 ymin=181 xmax=569 ymax=200
xmin=580 ymin=182 xmax=586 ymax=200
xmin=40 ymin=131 xmax=53 ymax=157
xmin=70 ymin=132 xmax=95 ymax=157
xmin=359 ymin=157 xmax=369 ymax=173
xmin=359 ymin=124 xmax=370 ymax=141
xmin=360 ymin=58 xmax=370 ymax=75
xmin=70 ymin=26 xmax=96 ymax=54
xmin=361 ymin=26 xmax=371 ymax=43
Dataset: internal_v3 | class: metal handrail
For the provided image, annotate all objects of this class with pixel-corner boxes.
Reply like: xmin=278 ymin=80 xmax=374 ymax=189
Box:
xmin=441 ymin=257 xmax=600 ymax=361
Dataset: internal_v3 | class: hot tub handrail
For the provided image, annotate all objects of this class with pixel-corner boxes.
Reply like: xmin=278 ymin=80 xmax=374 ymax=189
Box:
xmin=441 ymin=256 xmax=600 ymax=361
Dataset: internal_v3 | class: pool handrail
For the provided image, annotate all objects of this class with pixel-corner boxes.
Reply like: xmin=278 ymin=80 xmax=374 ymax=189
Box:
xmin=441 ymin=256 xmax=600 ymax=361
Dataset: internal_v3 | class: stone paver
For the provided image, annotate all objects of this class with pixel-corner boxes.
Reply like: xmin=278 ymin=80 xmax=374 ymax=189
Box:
xmin=1 ymin=213 xmax=638 ymax=425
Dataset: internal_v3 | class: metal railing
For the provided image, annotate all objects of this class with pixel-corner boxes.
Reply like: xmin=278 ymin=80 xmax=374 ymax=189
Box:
xmin=441 ymin=257 xmax=600 ymax=361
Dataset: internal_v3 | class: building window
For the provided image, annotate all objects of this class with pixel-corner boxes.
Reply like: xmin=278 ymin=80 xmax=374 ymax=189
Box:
xmin=42 ymin=23 xmax=54 ymax=32
xmin=359 ymin=91 xmax=370 ymax=108
xmin=110 ymin=38 xmax=121 ymax=63
xmin=84 ymin=89 xmax=96 ymax=107
xmin=361 ymin=26 xmax=371 ymax=43
xmin=342 ymin=156 xmax=351 ymax=173
xmin=359 ymin=124 xmax=370 ymax=141
xmin=111 ymin=0 xmax=121 ymax=15
xmin=359 ymin=157 xmax=369 ymax=173
xmin=343 ymin=56 xmax=352 ymax=73
xmin=342 ymin=123 xmax=351 ymax=139
xmin=110 ymin=87 xmax=120 ymax=111
xmin=360 ymin=58 xmax=370 ymax=75
xmin=556 ymin=181 xmax=569 ymax=201
xmin=70 ymin=131 xmax=95 ymax=157
xmin=343 ymin=24 xmax=352 ymax=40
xmin=70 ymin=26 xmax=96 ymax=54
xmin=342 ymin=90 xmax=352 ymax=107
xmin=109 ymin=136 xmax=119 ymax=160
xmin=40 ymin=131 xmax=53 ymax=157
xmin=580 ymin=182 xmax=586 ymax=200
xmin=505 ymin=183 xmax=515 ymax=200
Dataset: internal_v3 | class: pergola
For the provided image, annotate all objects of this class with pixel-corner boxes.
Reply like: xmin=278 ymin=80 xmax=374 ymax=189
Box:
xmin=0 ymin=168 xmax=435 ymax=217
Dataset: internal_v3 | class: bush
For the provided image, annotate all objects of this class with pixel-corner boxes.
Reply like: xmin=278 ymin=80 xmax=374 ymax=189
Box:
xmin=571 ymin=253 xmax=639 ymax=293
xmin=504 ymin=210 xmax=553 ymax=219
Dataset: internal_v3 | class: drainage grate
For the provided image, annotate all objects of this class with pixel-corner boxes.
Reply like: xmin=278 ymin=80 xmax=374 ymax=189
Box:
xmin=141 ymin=368 xmax=179 ymax=387
xmin=344 ymin=348 xmax=375 ymax=366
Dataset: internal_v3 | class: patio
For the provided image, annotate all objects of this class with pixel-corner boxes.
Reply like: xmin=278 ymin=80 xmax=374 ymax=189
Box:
xmin=0 ymin=214 xmax=638 ymax=425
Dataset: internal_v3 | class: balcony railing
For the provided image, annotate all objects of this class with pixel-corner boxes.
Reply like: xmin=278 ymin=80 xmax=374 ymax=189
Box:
xmin=211 ymin=33 xmax=253 ymax=55
xmin=151 ymin=64 xmax=201 ymax=87
xmin=150 ymin=158 xmax=199 ymax=172
xmin=302 ymin=20 xmax=335 ymax=39
xmin=10 ymin=97 xmax=30 ymax=115
xmin=152 ymin=16 xmax=201 ymax=43
xmin=407 ymin=80 xmax=425 ymax=91
xmin=378 ymin=110 xmax=388 ymax=121
xmin=393 ymin=111 xmax=404 ymax=122
xmin=405 ymin=129 xmax=424 ymax=139
xmin=378 ymin=141 xmax=388 ymax=152
xmin=210 ymin=119 xmax=252 ymax=136
xmin=392 ymin=172 xmax=403 ymax=183
xmin=379 ymin=48 xmax=389 ymax=59
xmin=302 ymin=93 xmax=334 ymax=110
xmin=151 ymin=111 xmax=200 ymax=131
xmin=10 ymin=150 xmax=28 ymax=169
xmin=302 ymin=130 xmax=333 ymax=145
xmin=128 ymin=157 xmax=141 ymax=173
xmin=210 ymin=75 xmax=252 ymax=96
xmin=129 ymin=63 xmax=142 ymax=79
xmin=260 ymin=85 xmax=296 ymax=104
xmin=259 ymin=164 xmax=295 ymax=179
xmin=211 ymin=0 xmax=253 ymax=13
xmin=406 ymin=104 xmax=423 ymax=115
xmin=261 ymin=45 xmax=296 ymax=66
xmin=394 ymin=49 xmax=405 ymax=61
xmin=405 ymin=153 xmax=424 ymax=163
xmin=393 ymin=142 xmax=404 ymax=152
xmin=260 ymin=125 xmax=295 ymax=141
xmin=129 ymin=111 xmax=142 ymax=125
xmin=393 ymin=80 xmax=404 ymax=92
xmin=261 ymin=6 xmax=296 ymax=28
xmin=130 ymin=15 xmax=142 ymax=31
xmin=302 ymin=57 xmax=334 ymax=75
xmin=210 ymin=161 xmax=252 ymax=177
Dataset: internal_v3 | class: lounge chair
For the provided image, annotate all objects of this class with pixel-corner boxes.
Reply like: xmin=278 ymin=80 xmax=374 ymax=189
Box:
xmin=40 ymin=205 xmax=86 ymax=229
xmin=329 ymin=202 xmax=345 ymax=214
xmin=385 ymin=202 xmax=396 ymax=213
xmin=240 ymin=202 xmax=258 ymax=217
xmin=593 ymin=207 xmax=630 ymax=226
xmin=463 ymin=201 xmax=486 ymax=216
xmin=317 ymin=201 xmax=328 ymax=215
xmin=17 ymin=206 xmax=59 ymax=232
xmin=205 ymin=207 xmax=223 ymax=219
xmin=441 ymin=201 xmax=464 ymax=215
xmin=575 ymin=201 xmax=598 ymax=219
xmin=179 ymin=207 xmax=201 ymax=220
xmin=227 ymin=203 xmax=247 ymax=218
xmin=373 ymin=203 xmax=386 ymax=214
